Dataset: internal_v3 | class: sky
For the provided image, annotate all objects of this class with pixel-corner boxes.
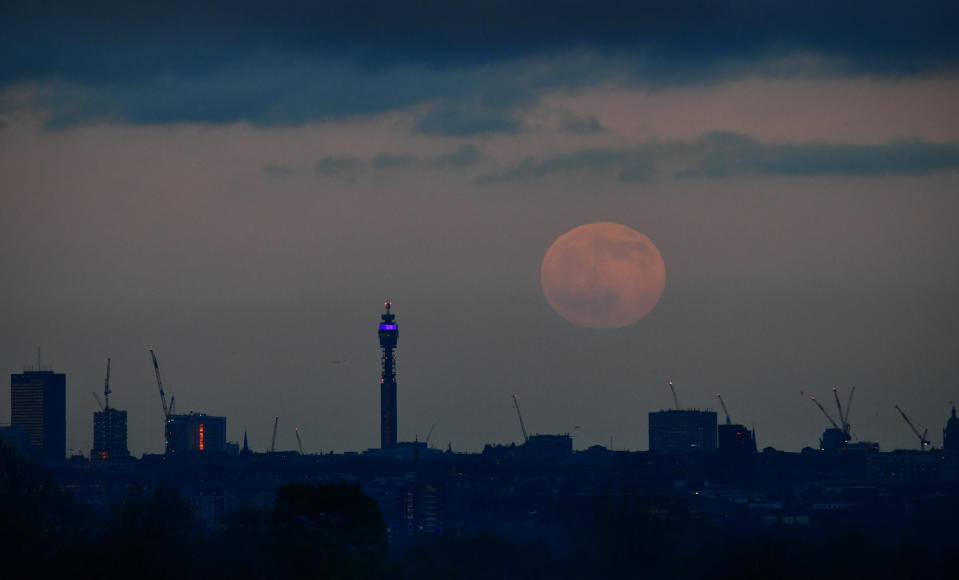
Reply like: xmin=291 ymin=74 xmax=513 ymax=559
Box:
xmin=2 ymin=0 xmax=958 ymax=456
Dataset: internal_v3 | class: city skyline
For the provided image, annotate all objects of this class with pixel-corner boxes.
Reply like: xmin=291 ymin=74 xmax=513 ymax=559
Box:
xmin=4 ymin=307 xmax=958 ymax=458
xmin=2 ymin=1 xmax=958 ymax=457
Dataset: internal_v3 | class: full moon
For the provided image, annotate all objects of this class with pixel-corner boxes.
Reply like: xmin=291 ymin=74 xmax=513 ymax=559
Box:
xmin=540 ymin=222 xmax=666 ymax=329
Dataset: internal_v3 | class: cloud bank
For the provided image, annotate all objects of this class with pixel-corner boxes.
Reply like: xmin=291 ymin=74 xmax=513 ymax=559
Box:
xmin=477 ymin=134 xmax=959 ymax=182
xmin=3 ymin=0 xmax=958 ymax=127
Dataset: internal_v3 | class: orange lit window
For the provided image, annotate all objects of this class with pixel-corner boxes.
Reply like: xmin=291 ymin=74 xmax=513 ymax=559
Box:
xmin=198 ymin=423 xmax=205 ymax=451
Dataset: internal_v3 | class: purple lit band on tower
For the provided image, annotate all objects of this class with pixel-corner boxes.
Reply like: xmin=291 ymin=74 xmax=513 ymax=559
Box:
xmin=378 ymin=301 xmax=398 ymax=448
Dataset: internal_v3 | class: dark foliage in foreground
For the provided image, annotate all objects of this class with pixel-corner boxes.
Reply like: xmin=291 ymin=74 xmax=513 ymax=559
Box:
xmin=2 ymin=437 xmax=958 ymax=579
xmin=402 ymin=496 xmax=959 ymax=580
xmin=0 ymin=438 xmax=394 ymax=579
xmin=211 ymin=481 xmax=395 ymax=579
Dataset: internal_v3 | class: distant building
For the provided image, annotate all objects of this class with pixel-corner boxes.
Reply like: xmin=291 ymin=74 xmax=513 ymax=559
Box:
xmin=819 ymin=427 xmax=848 ymax=452
xmin=397 ymin=481 xmax=445 ymax=538
xmin=717 ymin=423 xmax=758 ymax=486
xmin=819 ymin=427 xmax=878 ymax=453
xmin=0 ymin=424 xmax=31 ymax=456
xmin=241 ymin=430 xmax=253 ymax=456
xmin=520 ymin=434 xmax=574 ymax=459
xmin=10 ymin=370 xmax=65 ymax=462
xmin=166 ymin=413 xmax=227 ymax=454
xmin=944 ymin=404 xmax=959 ymax=452
xmin=867 ymin=450 xmax=952 ymax=484
xmin=718 ymin=423 xmax=756 ymax=454
xmin=482 ymin=434 xmax=575 ymax=461
xmin=649 ymin=409 xmax=717 ymax=454
xmin=92 ymin=407 xmax=129 ymax=461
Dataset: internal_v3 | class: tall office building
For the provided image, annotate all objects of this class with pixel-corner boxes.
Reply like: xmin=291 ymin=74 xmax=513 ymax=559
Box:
xmin=378 ymin=302 xmax=399 ymax=448
xmin=10 ymin=369 xmax=66 ymax=461
xmin=648 ymin=409 xmax=717 ymax=454
xmin=92 ymin=408 xmax=129 ymax=461
xmin=165 ymin=413 xmax=227 ymax=455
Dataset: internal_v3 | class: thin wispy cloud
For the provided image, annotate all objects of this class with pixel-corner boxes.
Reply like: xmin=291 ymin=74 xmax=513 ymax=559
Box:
xmin=431 ymin=144 xmax=483 ymax=168
xmin=557 ymin=111 xmax=604 ymax=135
xmin=314 ymin=155 xmax=363 ymax=180
xmin=477 ymin=133 xmax=959 ymax=183
xmin=270 ymin=145 xmax=484 ymax=181
xmin=680 ymin=133 xmax=959 ymax=177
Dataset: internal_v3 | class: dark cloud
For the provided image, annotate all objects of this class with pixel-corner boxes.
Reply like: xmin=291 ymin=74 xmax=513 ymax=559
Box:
xmin=478 ymin=134 xmax=959 ymax=182
xmin=558 ymin=111 xmax=603 ymax=135
xmin=432 ymin=144 xmax=482 ymax=168
xmin=4 ymin=1 xmax=957 ymax=76
xmin=370 ymin=153 xmax=416 ymax=169
xmin=308 ymin=147 xmax=484 ymax=180
xmin=314 ymin=155 xmax=362 ymax=180
xmin=478 ymin=148 xmax=661 ymax=183
xmin=3 ymin=0 xmax=957 ymax=126
xmin=414 ymin=101 xmax=523 ymax=136
xmin=679 ymin=132 xmax=959 ymax=177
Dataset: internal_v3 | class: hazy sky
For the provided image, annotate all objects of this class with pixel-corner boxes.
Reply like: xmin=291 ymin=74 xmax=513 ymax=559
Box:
xmin=2 ymin=1 xmax=958 ymax=456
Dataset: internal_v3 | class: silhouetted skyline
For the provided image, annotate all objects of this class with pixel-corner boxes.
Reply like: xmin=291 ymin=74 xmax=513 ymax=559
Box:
xmin=2 ymin=1 xmax=958 ymax=457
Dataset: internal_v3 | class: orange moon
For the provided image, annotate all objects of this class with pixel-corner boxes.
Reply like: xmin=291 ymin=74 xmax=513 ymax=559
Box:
xmin=540 ymin=222 xmax=666 ymax=329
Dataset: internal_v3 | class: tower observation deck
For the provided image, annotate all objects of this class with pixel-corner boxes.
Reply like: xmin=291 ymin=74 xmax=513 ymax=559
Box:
xmin=378 ymin=301 xmax=399 ymax=448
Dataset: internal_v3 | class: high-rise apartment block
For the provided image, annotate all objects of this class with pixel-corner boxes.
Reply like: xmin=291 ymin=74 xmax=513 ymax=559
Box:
xmin=93 ymin=408 xmax=129 ymax=461
xmin=166 ymin=413 xmax=227 ymax=454
xmin=648 ymin=409 xmax=717 ymax=454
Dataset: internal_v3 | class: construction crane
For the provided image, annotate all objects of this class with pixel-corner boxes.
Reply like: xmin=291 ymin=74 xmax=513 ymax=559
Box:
xmin=512 ymin=394 xmax=529 ymax=443
xmin=716 ymin=393 xmax=732 ymax=425
xmin=103 ymin=357 xmax=111 ymax=410
xmin=92 ymin=392 xmax=104 ymax=411
xmin=894 ymin=405 xmax=930 ymax=450
xmin=425 ymin=422 xmax=437 ymax=448
xmin=148 ymin=348 xmax=170 ymax=419
xmin=844 ymin=386 xmax=856 ymax=433
xmin=832 ymin=386 xmax=852 ymax=438
xmin=271 ymin=416 xmax=279 ymax=453
xmin=810 ymin=396 xmax=842 ymax=430
xmin=295 ymin=426 xmax=304 ymax=455
xmin=668 ymin=380 xmax=680 ymax=410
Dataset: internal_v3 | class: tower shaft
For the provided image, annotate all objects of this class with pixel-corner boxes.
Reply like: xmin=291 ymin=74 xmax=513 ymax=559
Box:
xmin=378 ymin=302 xmax=399 ymax=448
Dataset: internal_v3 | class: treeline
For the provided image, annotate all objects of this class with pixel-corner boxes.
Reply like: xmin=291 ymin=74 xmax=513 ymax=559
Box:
xmin=403 ymin=496 xmax=959 ymax=580
xmin=1 ymin=441 xmax=393 ymax=578
xmin=3 ymin=439 xmax=958 ymax=579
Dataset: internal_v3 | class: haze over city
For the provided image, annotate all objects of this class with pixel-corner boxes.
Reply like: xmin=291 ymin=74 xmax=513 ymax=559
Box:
xmin=2 ymin=1 xmax=958 ymax=458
